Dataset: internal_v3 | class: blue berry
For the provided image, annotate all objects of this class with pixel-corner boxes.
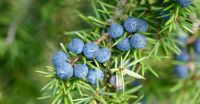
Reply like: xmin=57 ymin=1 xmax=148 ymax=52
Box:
xmin=137 ymin=19 xmax=148 ymax=32
xmin=109 ymin=76 xmax=122 ymax=90
xmin=116 ymin=37 xmax=131 ymax=51
xmin=124 ymin=17 xmax=139 ymax=33
xmin=83 ymin=42 xmax=99 ymax=59
xmin=87 ymin=69 xmax=104 ymax=85
xmin=68 ymin=38 xmax=84 ymax=54
xmin=74 ymin=64 xmax=88 ymax=79
xmin=174 ymin=65 xmax=188 ymax=78
xmin=96 ymin=69 xmax=104 ymax=80
xmin=177 ymin=0 xmax=192 ymax=7
xmin=56 ymin=62 xmax=73 ymax=80
xmin=96 ymin=48 xmax=111 ymax=63
xmin=194 ymin=39 xmax=200 ymax=54
xmin=52 ymin=51 xmax=69 ymax=67
xmin=87 ymin=70 xmax=97 ymax=85
xmin=108 ymin=24 xmax=124 ymax=38
xmin=130 ymin=34 xmax=146 ymax=49
xmin=175 ymin=49 xmax=189 ymax=62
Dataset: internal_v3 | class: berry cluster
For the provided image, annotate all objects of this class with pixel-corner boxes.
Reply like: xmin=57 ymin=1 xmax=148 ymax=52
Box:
xmin=52 ymin=51 xmax=73 ymax=79
xmin=51 ymin=37 xmax=111 ymax=85
xmin=52 ymin=50 xmax=104 ymax=84
xmin=108 ymin=17 xmax=148 ymax=51
xmin=69 ymin=38 xmax=111 ymax=62
xmin=50 ymin=17 xmax=150 ymax=87
xmin=174 ymin=36 xmax=200 ymax=79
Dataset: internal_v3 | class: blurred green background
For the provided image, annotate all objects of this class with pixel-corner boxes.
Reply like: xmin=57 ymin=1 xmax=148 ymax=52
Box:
xmin=0 ymin=0 xmax=91 ymax=103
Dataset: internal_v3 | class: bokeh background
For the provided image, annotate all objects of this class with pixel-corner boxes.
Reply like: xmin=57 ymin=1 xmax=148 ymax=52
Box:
xmin=0 ymin=0 xmax=92 ymax=103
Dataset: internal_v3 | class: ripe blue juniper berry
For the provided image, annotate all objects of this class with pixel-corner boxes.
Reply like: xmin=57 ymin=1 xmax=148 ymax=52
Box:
xmin=87 ymin=69 xmax=104 ymax=85
xmin=177 ymin=0 xmax=192 ymax=7
xmin=116 ymin=37 xmax=131 ymax=51
xmin=96 ymin=69 xmax=104 ymax=80
xmin=174 ymin=65 xmax=188 ymax=78
xmin=56 ymin=62 xmax=74 ymax=80
xmin=68 ymin=38 xmax=84 ymax=54
xmin=108 ymin=23 xmax=124 ymax=38
xmin=73 ymin=64 xmax=88 ymax=79
xmin=124 ymin=17 xmax=139 ymax=33
xmin=109 ymin=75 xmax=122 ymax=90
xmin=83 ymin=42 xmax=99 ymax=59
xmin=96 ymin=48 xmax=111 ymax=63
xmin=194 ymin=38 xmax=200 ymax=54
xmin=51 ymin=35 xmax=112 ymax=81
xmin=175 ymin=49 xmax=190 ymax=62
xmin=130 ymin=34 xmax=146 ymax=49
xmin=137 ymin=19 xmax=148 ymax=32
xmin=52 ymin=51 xmax=69 ymax=67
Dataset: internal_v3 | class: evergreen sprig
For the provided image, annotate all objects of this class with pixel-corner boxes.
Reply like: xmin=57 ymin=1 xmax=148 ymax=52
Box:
xmin=37 ymin=0 xmax=200 ymax=103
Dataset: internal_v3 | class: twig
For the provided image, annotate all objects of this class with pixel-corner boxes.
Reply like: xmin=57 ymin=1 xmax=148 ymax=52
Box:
xmin=94 ymin=34 xmax=108 ymax=45
xmin=187 ymin=35 xmax=196 ymax=45
xmin=190 ymin=14 xmax=200 ymax=33
xmin=6 ymin=21 xmax=18 ymax=45
xmin=115 ymin=0 xmax=128 ymax=19
xmin=70 ymin=55 xmax=82 ymax=65
xmin=187 ymin=61 xmax=195 ymax=71
xmin=6 ymin=0 xmax=32 ymax=45
xmin=185 ymin=14 xmax=200 ymax=71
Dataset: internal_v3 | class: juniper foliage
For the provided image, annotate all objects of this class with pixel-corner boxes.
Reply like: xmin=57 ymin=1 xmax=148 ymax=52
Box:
xmin=37 ymin=0 xmax=200 ymax=103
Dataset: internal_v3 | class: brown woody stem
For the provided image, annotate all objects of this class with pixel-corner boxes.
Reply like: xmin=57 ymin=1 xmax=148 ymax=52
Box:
xmin=70 ymin=55 xmax=81 ymax=65
xmin=94 ymin=34 xmax=108 ymax=45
